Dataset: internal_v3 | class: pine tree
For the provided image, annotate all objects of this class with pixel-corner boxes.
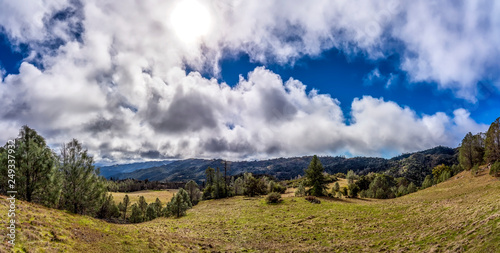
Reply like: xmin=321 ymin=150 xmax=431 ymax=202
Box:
xmin=146 ymin=203 xmax=157 ymax=221
xmin=485 ymin=117 xmax=500 ymax=164
xmin=166 ymin=188 xmax=192 ymax=218
xmin=154 ymin=198 xmax=162 ymax=216
xmin=3 ymin=126 xmax=58 ymax=204
xmin=138 ymin=196 xmax=148 ymax=215
xmin=304 ymin=155 xmax=327 ymax=196
xmin=233 ymin=177 xmax=244 ymax=195
xmin=122 ymin=195 xmax=130 ymax=220
xmin=459 ymin=132 xmax=485 ymax=170
xmin=59 ymin=139 xmax=106 ymax=215
xmin=129 ymin=204 xmax=143 ymax=223
xmin=185 ymin=180 xmax=202 ymax=205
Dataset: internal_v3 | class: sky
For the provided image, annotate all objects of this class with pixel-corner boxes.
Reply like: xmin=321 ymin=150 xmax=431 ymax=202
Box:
xmin=0 ymin=0 xmax=499 ymax=164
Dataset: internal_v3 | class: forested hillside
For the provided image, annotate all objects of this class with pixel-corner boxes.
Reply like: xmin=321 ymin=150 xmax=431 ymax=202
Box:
xmin=110 ymin=146 xmax=458 ymax=185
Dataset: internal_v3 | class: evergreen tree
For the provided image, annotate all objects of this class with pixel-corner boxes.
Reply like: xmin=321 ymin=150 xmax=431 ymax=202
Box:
xmin=346 ymin=170 xmax=358 ymax=184
xmin=138 ymin=196 xmax=148 ymax=215
xmin=129 ymin=204 xmax=143 ymax=223
xmin=485 ymin=117 xmax=500 ymax=164
xmin=407 ymin=182 xmax=417 ymax=193
xmin=459 ymin=132 xmax=485 ymax=170
xmin=59 ymin=139 xmax=106 ymax=215
xmin=490 ymin=161 xmax=500 ymax=177
xmin=233 ymin=177 xmax=244 ymax=195
xmin=122 ymin=195 xmax=130 ymax=220
xmin=2 ymin=126 xmax=58 ymax=204
xmin=185 ymin=180 xmax=202 ymax=205
xmin=347 ymin=183 xmax=360 ymax=198
xmin=421 ymin=175 xmax=433 ymax=189
xmin=154 ymin=198 xmax=162 ymax=216
xmin=166 ymin=188 xmax=192 ymax=218
xmin=304 ymin=155 xmax=327 ymax=196
xmin=333 ymin=182 xmax=340 ymax=193
xmin=146 ymin=203 xmax=157 ymax=221
xmin=203 ymin=167 xmax=215 ymax=199
xmin=97 ymin=194 xmax=120 ymax=219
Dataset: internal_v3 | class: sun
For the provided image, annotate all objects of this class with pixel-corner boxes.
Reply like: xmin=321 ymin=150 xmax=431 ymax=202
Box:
xmin=170 ymin=0 xmax=212 ymax=43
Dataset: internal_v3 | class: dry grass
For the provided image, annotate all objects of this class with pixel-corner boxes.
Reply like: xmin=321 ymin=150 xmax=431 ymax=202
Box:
xmin=1 ymin=170 xmax=499 ymax=252
xmin=110 ymin=189 xmax=178 ymax=204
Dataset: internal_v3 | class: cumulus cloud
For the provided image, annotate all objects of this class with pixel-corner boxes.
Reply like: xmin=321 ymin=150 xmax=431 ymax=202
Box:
xmin=0 ymin=0 xmax=494 ymax=163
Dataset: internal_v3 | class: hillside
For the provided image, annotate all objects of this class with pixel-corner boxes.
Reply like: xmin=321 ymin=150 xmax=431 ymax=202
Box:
xmin=2 ymin=169 xmax=498 ymax=252
xmin=110 ymin=146 xmax=457 ymax=185
xmin=98 ymin=160 xmax=174 ymax=178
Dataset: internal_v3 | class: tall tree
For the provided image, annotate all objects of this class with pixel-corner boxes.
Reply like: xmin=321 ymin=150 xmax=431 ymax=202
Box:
xmin=59 ymin=139 xmax=106 ymax=215
xmin=166 ymin=188 xmax=192 ymax=218
xmin=184 ymin=180 xmax=202 ymax=205
xmin=122 ymin=195 xmax=130 ymax=220
xmin=459 ymin=132 xmax=485 ymax=170
xmin=304 ymin=155 xmax=327 ymax=196
xmin=485 ymin=117 xmax=500 ymax=164
xmin=3 ymin=126 xmax=58 ymax=203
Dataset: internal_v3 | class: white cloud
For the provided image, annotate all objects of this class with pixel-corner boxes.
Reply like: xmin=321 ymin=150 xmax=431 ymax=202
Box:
xmin=0 ymin=0 xmax=494 ymax=162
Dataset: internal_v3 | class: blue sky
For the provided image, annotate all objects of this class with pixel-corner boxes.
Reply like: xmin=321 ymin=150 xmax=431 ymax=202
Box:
xmin=0 ymin=0 xmax=499 ymax=164
xmin=217 ymin=49 xmax=500 ymax=127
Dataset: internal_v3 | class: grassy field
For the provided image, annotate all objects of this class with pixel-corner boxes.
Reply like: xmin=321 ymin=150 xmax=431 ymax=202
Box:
xmin=110 ymin=189 xmax=178 ymax=205
xmin=1 ymin=170 xmax=499 ymax=252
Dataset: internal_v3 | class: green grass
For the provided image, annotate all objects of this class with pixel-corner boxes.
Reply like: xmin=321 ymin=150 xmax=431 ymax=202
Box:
xmin=1 ymin=170 xmax=499 ymax=252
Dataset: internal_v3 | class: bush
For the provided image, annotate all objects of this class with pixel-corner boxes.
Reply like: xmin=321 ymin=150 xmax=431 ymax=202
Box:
xmin=305 ymin=196 xmax=321 ymax=204
xmin=490 ymin=161 xmax=500 ymax=177
xmin=266 ymin=192 xmax=282 ymax=204
xmin=295 ymin=182 xmax=306 ymax=197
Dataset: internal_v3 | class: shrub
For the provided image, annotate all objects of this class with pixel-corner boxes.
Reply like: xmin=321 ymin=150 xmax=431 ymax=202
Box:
xmin=305 ymin=196 xmax=321 ymax=204
xmin=490 ymin=161 xmax=500 ymax=177
xmin=295 ymin=182 xmax=306 ymax=197
xmin=266 ymin=192 xmax=282 ymax=204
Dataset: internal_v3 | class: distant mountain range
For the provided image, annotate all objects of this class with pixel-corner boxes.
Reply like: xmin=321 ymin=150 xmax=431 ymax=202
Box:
xmin=102 ymin=146 xmax=458 ymax=185
xmin=99 ymin=160 xmax=175 ymax=178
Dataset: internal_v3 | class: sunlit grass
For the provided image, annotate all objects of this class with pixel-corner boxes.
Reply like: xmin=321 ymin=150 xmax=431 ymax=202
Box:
xmin=1 ymin=170 xmax=499 ymax=252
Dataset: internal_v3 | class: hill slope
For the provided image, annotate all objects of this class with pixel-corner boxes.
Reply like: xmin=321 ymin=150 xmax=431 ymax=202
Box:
xmin=1 ymin=169 xmax=498 ymax=252
xmin=111 ymin=146 xmax=457 ymax=185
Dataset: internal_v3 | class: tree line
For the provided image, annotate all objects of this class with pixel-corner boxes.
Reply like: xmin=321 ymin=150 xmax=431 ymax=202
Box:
xmin=0 ymin=126 xmax=106 ymax=216
xmin=459 ymin=117 xmax=500 ymax=177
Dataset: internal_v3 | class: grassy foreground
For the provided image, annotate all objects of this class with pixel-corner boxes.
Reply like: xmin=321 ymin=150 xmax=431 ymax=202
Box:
xmin=1 ymin=170 xmax=499 ymax=252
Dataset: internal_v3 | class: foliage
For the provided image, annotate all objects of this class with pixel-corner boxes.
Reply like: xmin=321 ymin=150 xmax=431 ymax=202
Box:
xmin=304 ymin=155 xmax=328 ymax=196
xmin=233 ymin=177 xmax=244 ymax=195
xmin=432 ymin=164 xmax=452 ymax=183
xmin=185 ymin=180 xmax=202 ymax=205
xmin=59 ymin=139 xmax=107 ymax=215
xmin=243 ymin=173 xmax=268 ymax=197
xmin=0 ymin=126 xmax=59 ymax=204
xmin=268 ymin=180 xmax=286 ymax=193
xmin=421 ymin=175 xmax=433 ymax=189
xmin=347 ymin=183 xmax=360 ymax=198
xmin=97 ymin=194 xmax=120 ymax=219
xmin=129 ymin=204 xmax=143 ymax=223
xmin=146 ymin=203 xmax=158 ymax=221
xmin=295 ymin=182 xmax=306 ymax=197
xmin=266 ymin=192 xmax=283 ymax=204
xmin=459 ymin=132 xmax=485 ymax=171
xmin=138 ymin=196 xmax=148 ymax=215
xmin=203 ymin=167 xmax=230 ymax=199
xmin=166 ymin=188 xmax=192 ymax=218
xmin=490 ymin=161 xmax=500 ymax=177
xmin=346 ymin=170 xmax=358 ymax=184
xmin=485 ymin=117 xmax=500 ymax=164
xmin=121 ymin=195 xmax=130 ymax=221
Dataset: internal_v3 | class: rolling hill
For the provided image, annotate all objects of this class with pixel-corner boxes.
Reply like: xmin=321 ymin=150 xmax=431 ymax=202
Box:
xmin=2 ymin=168 xmax=498 ymax=252
xmin=109 ymin=146 xmax=458 ymax=185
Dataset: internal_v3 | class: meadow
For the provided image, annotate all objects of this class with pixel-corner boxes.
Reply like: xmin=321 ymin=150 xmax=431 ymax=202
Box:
xmin=1 ymin=170 xmax=499 ymax=252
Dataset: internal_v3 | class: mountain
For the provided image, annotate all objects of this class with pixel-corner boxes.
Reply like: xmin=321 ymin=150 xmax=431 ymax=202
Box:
xmin=110 ymin=146 xmax=458 ymax=185
xmin=98 ymin=160 xmax=175 ymax=178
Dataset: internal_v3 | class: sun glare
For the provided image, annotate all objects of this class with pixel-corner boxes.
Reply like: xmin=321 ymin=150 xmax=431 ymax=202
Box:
xmin=170 ymin=0 xmax=212 ymax=43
